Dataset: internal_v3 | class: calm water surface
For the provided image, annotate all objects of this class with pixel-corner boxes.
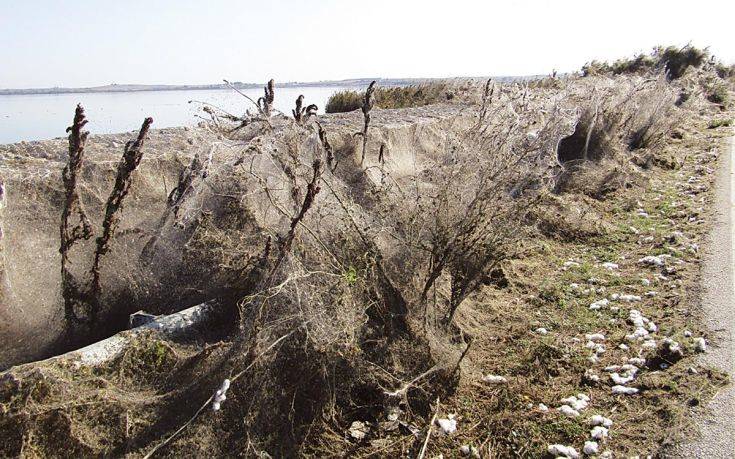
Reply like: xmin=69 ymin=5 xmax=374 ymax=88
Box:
xmin=0 ymin=86 xmax=357 ymax=144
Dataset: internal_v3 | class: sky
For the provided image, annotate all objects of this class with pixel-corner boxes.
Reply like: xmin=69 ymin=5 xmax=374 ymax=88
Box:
xmin=1 ymin=0 xmax=733 ymax=89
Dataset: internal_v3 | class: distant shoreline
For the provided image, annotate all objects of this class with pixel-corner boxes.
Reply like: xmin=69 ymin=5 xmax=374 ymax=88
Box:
xmin=0 ymin=76 xmax=528 ymax=96
xmin=0 ymin=78 xmax=428 ymax=96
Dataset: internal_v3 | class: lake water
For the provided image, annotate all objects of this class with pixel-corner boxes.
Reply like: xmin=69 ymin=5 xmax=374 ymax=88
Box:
xmin=0 ymin=85 xmax=359 ymax=144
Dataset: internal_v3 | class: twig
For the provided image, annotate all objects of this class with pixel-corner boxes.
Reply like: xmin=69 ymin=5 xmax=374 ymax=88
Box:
xmin=358 ymin=81 xmax=376 ymax=166
xmin=89 ymin=117 xmax=153 ymax=323
xmin=417 ymin=397 xmax=440 ymax=459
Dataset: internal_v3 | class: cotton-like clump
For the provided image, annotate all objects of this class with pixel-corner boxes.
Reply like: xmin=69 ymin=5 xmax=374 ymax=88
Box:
xmin=639 ymin=255 xmax=668 ymax=267
xmin=212 ymin=378 xmax=231 ymax=411
xmin=583 ymin=440 xmax=599 ymax=455
xmin=538 ymin=403 xmax=549 ymax=412
xmin=645 ymin=291 xmax=658 ymax=297
xmin=436 ymin=415 xmax=457 ymax=434
xmin=641 ymin=339 xmax=657 ymax=349
xmin=618 ymin=343 xmax=629 ymax=350
xmin=628 ymin=357 xmax=646 ymax=366
xmin=640 ymin=278 xmax=651 ymax=286
xmin=684 ymin=330 xmax=692 ymax=337
xmin=564 ymin=261 xmax=581 ymax=269
xmin=589 ymin=415 xmax=613 ymax=428
xmin=548 ymin=444 xmax=580 ymax=459
xmin=558 ymin=405 xmax=581 ymax=418
xmin=535 ymin=327 xmax=548 ymax=335
xmin=585 ymin=333 xmax=605 ymax=342
xmin=482 ymin=374 xmax=508 ymax=384
xmin=584 ymin=370 xmax=600 ymax=382
xmin=601 ymin=262 xmax=619 ymax=270
xmin=694 ymin=337 xmax=707 ymax=352
xmin=612 ymin=385 xmax=639 ymax=395
xmin=590 ymin=426 xmax=609 ymax=440
xmin=560 ymin=394 xmax=589 ymax=411
xmin=618 ymin=294 xmax=642 ymax=302
xmin=589 ymin=299 xmax=610 ymax=310
xmin=610 ymin=372 xmax=635 ymax=385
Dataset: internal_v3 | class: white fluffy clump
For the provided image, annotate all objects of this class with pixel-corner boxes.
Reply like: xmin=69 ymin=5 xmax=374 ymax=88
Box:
xmin=684 ymin=330 xmax=692 ymax=337
xmin=628 ymin=309 xmax=648 ymax=327
xmin=618 ymin=294 xmax=642 ymax=303
xmin=212 ymin=378 xmax=231 ymax=411
xmin=583 ymin=440 xmax=599 ymax=455
xmin=560 ymin=394 xmax=589 ymax=412
xmin=641 ymin=339 xmax=657 ymax=349
xmin=436 ymin=415 xmax=457 ymax=434
xmin=558 ymin=405 xmax=581 ymax=418
xmin=585 ymin=333 xmax=606 ymax=342
xmin=589 ymin=299 xmax=610 ymax=310
xmin=585 ymin=370 xmax=601 ymax=382
xmin=535 ymin=327 xmax=549 ymax=335
xmin=538 ymin=403 xmax=549 ymax=412
xmin=601 ymin=262 xmax=619 ymax=270
xmin=590 ymin=426 xmax=609 ymax=440
xmin=589 ymin=415 xmax=614 ymax=428
xmin=563 ymin=261 xmax=581 ymax=269
xmin=482 ymin=374 xmax=508 ymax=384
xmin=610 ymin=372 xmax=635 ymax=385
xmin=548 ymin=444 xmax=580 ymax=459
xmin=645 ymin=291 xmax=658 ymax=297
xmin=694 ymin=337 xmax=707 ymax=352
xmin=639 ymin=255 xmax=668 ymax=267
xmin=618 ymin=343 xmax=629 ymax=351
xmin=611 ymin=385 xmax=639 ymax=395
xmin=640 ymin=278 xmax=651 ymax=286
xmin=628 ymin=357 xmax=646 ymax=366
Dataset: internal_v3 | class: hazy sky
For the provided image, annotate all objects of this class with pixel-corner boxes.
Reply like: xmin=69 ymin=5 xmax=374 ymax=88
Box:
xmin=1 ymin=0 xmax=733 ymax=88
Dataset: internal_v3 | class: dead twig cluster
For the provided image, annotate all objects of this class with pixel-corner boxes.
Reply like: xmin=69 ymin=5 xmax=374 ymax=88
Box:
xmin=59 ymin=105 xmax=153 ymax=327
xmin=356 ymin=81 xmax=376 ymax=166
xmin=258 ymin=79 xmax=275 ymax=117
xmin=292 ymin=95 xmax=318 ymax=124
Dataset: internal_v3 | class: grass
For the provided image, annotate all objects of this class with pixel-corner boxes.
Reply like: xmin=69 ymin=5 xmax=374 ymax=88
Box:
xmin=708 ymin=118 xmax=733 ymax=129
xmin=325 ymin=82 xmax=452 ymax=113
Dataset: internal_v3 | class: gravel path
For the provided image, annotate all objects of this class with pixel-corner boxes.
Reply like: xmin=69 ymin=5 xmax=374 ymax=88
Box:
xmin=671 ymin=136 xmax=735 ymax=458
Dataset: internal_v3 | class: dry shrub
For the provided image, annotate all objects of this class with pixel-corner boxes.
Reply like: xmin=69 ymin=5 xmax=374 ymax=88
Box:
xmin=531 ymin=194 xmax=611 ymax=241
xmin=581 ymin=45 xmax=709 ymax=80
xmin=555 ymin=73 xmax=678 ymax=198
xmin=326 ymin=82 xmax=452 ymax=113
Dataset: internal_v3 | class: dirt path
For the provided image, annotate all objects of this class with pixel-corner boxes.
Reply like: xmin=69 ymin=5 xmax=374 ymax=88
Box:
xmin=671 ymin=136 xmax=735 ymax=458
